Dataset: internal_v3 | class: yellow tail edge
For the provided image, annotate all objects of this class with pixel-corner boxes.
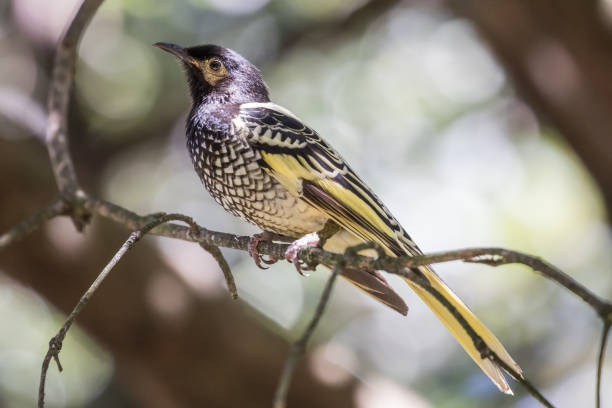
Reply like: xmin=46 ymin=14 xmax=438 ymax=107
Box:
xmin=406 ymin=266 xmax=523 ymax=395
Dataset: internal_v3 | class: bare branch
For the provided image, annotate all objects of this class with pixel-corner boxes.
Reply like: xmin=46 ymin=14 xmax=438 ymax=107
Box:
xmin=83 ymin=199 xmax=607 ymax=311
xmin=4 ymin=193 xmax=606 ymax=407
xmin=45 ymin=0 xmax=105 ymax=229
xmin=0 ymin=198 xmax=67 ymax=249
xmin=7 ymin=183 xmax=602 ymax=340
xmin=596 ymin=322 xmax=610 ymax=408
xmin=37 ymin=213 xmax=199 ymax=408
xmin=273 ymin=259 xmax=343 ymax=408
xmin=78 ymin=197 xmax=612 ymax=326
xmin=199 ymin=242 xmax=238 ymax=299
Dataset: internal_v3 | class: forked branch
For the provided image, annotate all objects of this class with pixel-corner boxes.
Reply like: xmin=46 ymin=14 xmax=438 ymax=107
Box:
xmin=4 ymin=194 xmax=610 ymax=408
xmin=36 ymin=213 xmax=225 ymax=407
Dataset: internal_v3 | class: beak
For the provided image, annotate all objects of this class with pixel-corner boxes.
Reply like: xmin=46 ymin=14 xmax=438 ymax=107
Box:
xmin=153 ymin=42 xmax=195 ymax=65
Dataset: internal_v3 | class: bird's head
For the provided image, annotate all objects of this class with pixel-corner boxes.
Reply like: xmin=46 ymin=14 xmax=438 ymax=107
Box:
xmin=154 ymin=42 xmax=269 ymax=105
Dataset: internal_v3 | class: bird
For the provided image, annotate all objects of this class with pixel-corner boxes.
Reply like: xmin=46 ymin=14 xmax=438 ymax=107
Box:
xmin=154 ymin=42 xmax=522 ymax=394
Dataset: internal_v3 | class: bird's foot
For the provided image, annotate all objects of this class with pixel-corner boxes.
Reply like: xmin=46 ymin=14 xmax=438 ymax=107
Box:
xmin=248 ymin=232 xmax=279 ymax=270
xmin=285 ymin=232 xmax=320 ymax=276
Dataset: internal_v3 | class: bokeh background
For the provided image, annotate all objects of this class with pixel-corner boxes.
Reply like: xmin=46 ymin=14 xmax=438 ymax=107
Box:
xmin=1 ymin=0 xmax=611 ymax=407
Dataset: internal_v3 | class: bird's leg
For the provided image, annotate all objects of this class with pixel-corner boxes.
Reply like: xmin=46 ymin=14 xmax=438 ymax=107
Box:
xmin=248 ymin=231 xmax=292 ymax=269
xmin=285 ymin=221 xmax=341 ymax=275
xmin=316 ymin=220 xmax=341 ymax=247
xmin=284 ymin=232 xmax=321 ymax=276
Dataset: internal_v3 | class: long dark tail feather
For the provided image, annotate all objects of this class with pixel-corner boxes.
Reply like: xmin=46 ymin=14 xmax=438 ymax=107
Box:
xmin=340 ymin=267 xmax=408 ymax=315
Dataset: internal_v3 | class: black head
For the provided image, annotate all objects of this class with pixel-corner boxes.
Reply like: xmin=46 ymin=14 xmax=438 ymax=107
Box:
xmin=154 ymin=42 xmax=269 ymax=105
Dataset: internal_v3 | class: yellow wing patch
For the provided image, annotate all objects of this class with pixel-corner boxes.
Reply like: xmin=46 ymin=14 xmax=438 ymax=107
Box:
xmin=260 ymin=150 xmax=397 ymax=255
xmin=316 ymin=178 xmax=395 ymax=239
xmin=260 ymin=152 xmax=315 ymax=195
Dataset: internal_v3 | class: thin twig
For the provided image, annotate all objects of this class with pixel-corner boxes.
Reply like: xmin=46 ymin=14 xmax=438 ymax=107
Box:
xmin=0 ymin=198 xmax=67 ymax=249
xmin=199 ymin=242 xmax=238 ymax=299
xmin=596 ymin=322 xmax=610 ymax=408
xmin=273 ymin=262 xmax=343 ymax=408
xmin=37 ymin=213 xmax=193 ymax=408
xmin=149 ymin=212 xmax=238 ymax=299
xmin=273 ymin=243 xmax=383 ymax=407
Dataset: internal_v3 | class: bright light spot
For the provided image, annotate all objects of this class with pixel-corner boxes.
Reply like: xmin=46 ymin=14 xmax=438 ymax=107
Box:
xmin=0 ymin=276 xmax=112 ymax=406
xmin=235 ymin=262 xmax=304 ymax=330
xmin=281 ymin=0 xmax=367 ymax=19
xmin=12 ymin=0 xmax=80 ymax=44
xmin=309 ymin=342 xmax=356 ymax=386
xmin=356 ymin=376 xmax=432 ymax=408
xmin=146 ymin=273 xmax=190 ymax=319
xmin=45 ymin=216 xmax=88 ymax=256
xmin=78 ymin=10 xmax=158 ymax=124
xmin=0 ymin=88 xmax=45 ymax=140
xmin=189 ymin=0 xmax=269 ymax=15
xmin=434 ymin=107 xmax=525 ymax=202
xmin=599 ymin=0 xmax=612 ymax=30
xmin=0 ymin=50 xmax=38 ymax=95
xmin=155 ymin=238 xmax=225 ymax=298
xmin=425 ymin=20 xmax=505 ymax=105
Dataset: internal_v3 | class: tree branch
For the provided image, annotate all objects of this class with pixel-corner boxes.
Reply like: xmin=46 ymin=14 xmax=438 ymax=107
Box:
xmin=198 ymin=241 xmax=238 ymax=299
xmin=3 ymin=193 xmax=610 ymax=407
xmin=83 ymin=199 xmax=611 ymax=322
xmin=37 ymin=213 xmax=209 ymax=408
xmin=0 ymin=198 xmax=67 ymax=248
xmin=273 ymin=242 xmax=388 ymax=408
xmin=596 ymin=322 xmax=610 ymax=408
xmin=273 ymin=259 xmax=343 ymax=408
xmin=45 ymin=0 xmax=105 ymax=229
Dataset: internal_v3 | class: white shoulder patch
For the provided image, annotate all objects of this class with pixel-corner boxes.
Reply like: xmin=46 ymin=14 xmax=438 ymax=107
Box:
xmin=239 ymin=102 xmax=302 ymax=121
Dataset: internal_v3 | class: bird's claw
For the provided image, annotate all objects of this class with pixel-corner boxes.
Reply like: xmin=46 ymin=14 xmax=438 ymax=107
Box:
xmin=285 ymin=232 xmax=320 ymax=276
xmin=248 ymin=233 xmax=278 ymax=270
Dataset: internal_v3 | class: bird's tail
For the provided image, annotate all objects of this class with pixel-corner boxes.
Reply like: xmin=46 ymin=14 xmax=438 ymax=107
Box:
xmin=405 ymin=265 xmax=522 ymax=394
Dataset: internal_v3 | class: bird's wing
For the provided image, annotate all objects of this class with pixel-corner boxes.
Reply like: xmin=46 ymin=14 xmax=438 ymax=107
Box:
xmin=233 ymin=102 xmax=418 ymax=257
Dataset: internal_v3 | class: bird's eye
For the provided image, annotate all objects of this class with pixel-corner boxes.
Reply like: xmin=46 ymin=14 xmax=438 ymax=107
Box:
xmin=209 ymin=59 xmax=222 ymax=72
xmin=202 ymin=57 xmax=227 ymax=85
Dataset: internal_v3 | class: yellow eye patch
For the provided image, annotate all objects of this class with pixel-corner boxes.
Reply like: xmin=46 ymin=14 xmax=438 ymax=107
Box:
xmin=201 ymin=57 xmax=228 ymax=86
